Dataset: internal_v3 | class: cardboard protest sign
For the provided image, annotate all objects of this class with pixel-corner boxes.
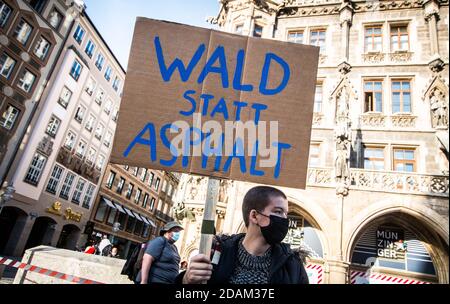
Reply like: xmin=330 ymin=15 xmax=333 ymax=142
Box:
xmin=111 ymin=17 xmax=319 ymax=189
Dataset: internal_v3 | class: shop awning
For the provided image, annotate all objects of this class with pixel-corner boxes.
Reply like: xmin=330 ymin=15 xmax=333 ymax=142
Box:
xmin=102 ymin=197 xmax=117 ymax=209
xmin=123 ymin=207 xmax=135 ymax=218
xmin=113 ymin=202 xmax=126 ymax=214
xmin=143 ymin=217 xmax=157 ymax=228
xmin=132 ymin=211 xmax=144 ymax=222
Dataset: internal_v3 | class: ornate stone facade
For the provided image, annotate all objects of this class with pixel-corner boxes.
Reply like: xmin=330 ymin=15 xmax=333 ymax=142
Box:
xmin=194 ymin=0 xmax=450 ymax=284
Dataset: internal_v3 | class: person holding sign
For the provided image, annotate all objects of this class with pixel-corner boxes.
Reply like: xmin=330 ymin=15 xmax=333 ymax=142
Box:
xmin=178 ymin=186 xmax=309 ymax=284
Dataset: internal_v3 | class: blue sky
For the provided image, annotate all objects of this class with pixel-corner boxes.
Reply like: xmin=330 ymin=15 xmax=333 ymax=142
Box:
xmin=84 ymin=0 xmax=221 ymax=69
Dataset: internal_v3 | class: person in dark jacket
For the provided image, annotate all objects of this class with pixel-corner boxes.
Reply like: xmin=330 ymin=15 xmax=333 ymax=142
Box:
xmin=178 ymin=186 xmax=309 ymax=284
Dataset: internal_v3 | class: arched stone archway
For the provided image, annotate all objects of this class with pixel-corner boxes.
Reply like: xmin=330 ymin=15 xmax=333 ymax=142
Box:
xmin=24 ymin=216 xmax=57 ymax=253
xmin=347 ymin=210 xmax=448 ymax=284
xmin=56 ymin=224 xmax=81 ymax=250
xmin=0 ymin=206 xmax=28 ymax=255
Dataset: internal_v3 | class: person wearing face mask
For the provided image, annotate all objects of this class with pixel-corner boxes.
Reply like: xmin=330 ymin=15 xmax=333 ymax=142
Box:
xmin=137 ymin=221 xmax=183 ymax=284
xmin=178 ymin=186 xmax=309 ymax=284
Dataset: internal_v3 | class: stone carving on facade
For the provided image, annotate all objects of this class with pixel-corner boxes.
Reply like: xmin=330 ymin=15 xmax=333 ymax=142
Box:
xmin=308 ymin=168 xmax=334 ymax=185
xmin=362 ymin=52 xmax=385 ymax=63
xmin=389 ymin=51 xmax=413 ymax=62
xmin=391 ymin=114 xmax=417 ymax=127
xmin=334 ymin=87 xmax=352 ymax=194
xmin=429 ymin=57 xmax=445 ymax=73
xmin=37 ymin=136 xmax=54 ymax=157
xmin=173 ymin=202 xmax=196 ymax=222
xmin=360 ymin=113 xmax=386 ymax=127
xmin=312 ymin=113 xmax=323 ymax=126
xmin=430 ymin=87 xmax=448 ymax=128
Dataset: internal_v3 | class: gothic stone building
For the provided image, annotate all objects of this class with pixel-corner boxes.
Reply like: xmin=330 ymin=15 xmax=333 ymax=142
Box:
xmin=176 ymin=0 xmax=449 ymax=284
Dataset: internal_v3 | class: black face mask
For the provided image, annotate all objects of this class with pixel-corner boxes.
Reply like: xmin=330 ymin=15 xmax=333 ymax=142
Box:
xmin=256 ymin=212 xmax=289 ymax=245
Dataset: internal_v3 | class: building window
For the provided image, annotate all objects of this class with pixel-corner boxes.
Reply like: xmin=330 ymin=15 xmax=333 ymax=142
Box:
xmin=24 ymin=152 xmax=47 ymax=185
xmin=310 ymin=29 xmax=326 ymax=53
xmin=393 ymin=148 xmax=416 ymax=172
xmin=59 ymin=172 xmax=75 ymax=200
xmin=70 ymin=60 xmax=82 ymax=81
xmin=0 ymin=105 xmax=19 ymax=130
xmin=74 ymin=105 xmax=86 ymax=123
xmin=363 ymin=146 xmax=385 ymax=170
xmin=111 ymin=108 xmax=119 ymax=122
xmin=135 ymin=188 xmax=142 ymax=204
xmin=154 ymin=177 xmax=160 ymax=190
xmin=364 ymin=80 xmax=383 ymax=112
xmin=132 ymin=167 xmax=139 ymax=176
xmin=142 ymin=193 xmax=149 ymax=208
xmin=106 ymin=171 xmax=116 ymax=189
xmin=76 ymin=140 xmax=87 ymax=157
xmin=134 ymin=221 xmax=144 ymax=236
xmin=87 ymin=147 xmax=96 ymax=164
xmin=150 ymin=197 xmax=156 ymax=211
xmin=64 ymin=131 xmax=76 ymax=150
xmin=142 ymin=224 xmax=150 ymax=238
xmin=392 ymin=80 xmax=411 ymax=114
xmin=95 ymin=52 xmax=104 ymax=70
xmin=314 ymin=83 xmax=323 ymax=113
xmin=235 ymin=24 xmax=243 ymax=35
xmin=287 ymin=30 xmax=304 ymax=44
xmin=33 ymin=36 xmax=51 ymax=60
xmin=253 ymin=24 xmax=263 ymax=38
xmin=0 ymin=53 xmax=16 ymax=79
xmin=365 ymin=25 xmax=383 ymax=52
xmin=124 ymin=165 xmax=129 ymax=171
xmin=13 ymin=19 xmax=33 ymax=45
xmin=48 ymin=8 xmax=63 ymax=29
xmin=46 ymin=165 xmax=64 ymax=194
xmin=116 ymin=177 xmax=125 ymax=194
xmin=85 ymin=77 xmax=96 ymax=96
xmin=0 ymin=2 xmax=12 ymax=28
xmin=17 ymin=69 xmax=36 ymax=93
xmin=104 ymin=131 xmax=112 ymax=147
xmin=117 ymin=212 xmax=126 ymax=230
xmin=94 ymin=123 xmax=104 ymax=140
xmin=104 ymin=66 xmax=112 ymax=81
xmin=96 ymin=154 xmax=105 ymax=170
xmin=85 ymin=114 xmax=95 ymax=132
xmin=73 ymin=24 xmax=85 ymax=44
xmin=148 ymin=172 xmax=154 ymax=187
xmin=82 ymin=184 xmax=95 ymax=209
xmin=104 ymin=99 xmax=113 ymax=115
xmin=27 ymin=0 xmax=48 ymax=14
xmin=94 ymin=199 xmax=108 ymax=222
xmin=125 ymin=216 xmax=136 ymax=233
xmin=390 ymin=24 xmax=409 ymax=52
xmin=126 ymin=183 xmax=134 ymax=199
xmin=95 ymin=88 xmax=105 ymax=105
xmin=309 ymin=144 xmax=320 ymax=167
xmin=71 ymin=178 xmax=86 ymax=205
xmin=107 ymin=208 xmax=118 ymax=225
xmin=57 ymin=86 xmax=72 ymax=109
xmin=112 ymin=76 xmax=120 ymax=92
xmin=140 ymin=168 xmax=147 ymax=182
xmin=45 ymin=115 xmax=61 ymax=138
xmin=85 ymin=40 xmax=95 ymax=58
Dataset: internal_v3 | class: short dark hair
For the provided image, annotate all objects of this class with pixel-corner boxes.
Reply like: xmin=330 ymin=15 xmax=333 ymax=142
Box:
xmin=242 ymin=186 xmax=287 ymax=227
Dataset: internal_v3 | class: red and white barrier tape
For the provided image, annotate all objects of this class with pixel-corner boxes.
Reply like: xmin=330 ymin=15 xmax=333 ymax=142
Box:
xmin=351 ymin=270 xmax=431 ymax=284
xmin=0 ymin=256 xmax=104 ymax=284
xmin=306 ymin=264 xmax=323 ymax=284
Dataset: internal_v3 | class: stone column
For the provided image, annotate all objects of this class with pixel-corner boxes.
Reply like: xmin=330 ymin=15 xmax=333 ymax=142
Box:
xmin=327 ymin=260 xmax=350 ymax=284
xmin=424 ymin=0 xmax=441 ymax=56
xmin=339 ymin=2 xmax=353 ymax=62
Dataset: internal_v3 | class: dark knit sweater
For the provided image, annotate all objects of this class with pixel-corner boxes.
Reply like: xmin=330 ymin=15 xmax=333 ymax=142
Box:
xmin=229 ymin=239 xmax=272 ymax=284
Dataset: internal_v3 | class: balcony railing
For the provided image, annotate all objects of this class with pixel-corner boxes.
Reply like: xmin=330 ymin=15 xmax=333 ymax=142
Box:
xmin=307 ymin=167 xmax=449 ymax=197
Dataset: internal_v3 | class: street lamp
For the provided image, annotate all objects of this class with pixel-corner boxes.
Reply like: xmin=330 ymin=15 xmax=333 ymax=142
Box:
xmin=0 ymin=183 xmax=15 ymax=216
